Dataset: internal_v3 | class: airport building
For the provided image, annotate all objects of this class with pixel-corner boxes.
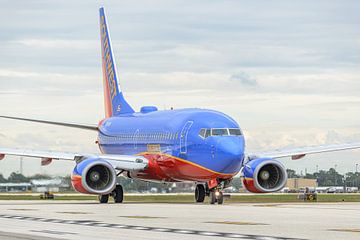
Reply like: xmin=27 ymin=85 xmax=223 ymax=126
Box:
xmin=30 ymin=179 xmax=69 ymax=193
xmin=0 ymin=182 xmax=32 ymax=192
xmin=0 ymin=179 xmax=69 ymax=193
xmin=286 ymin=178 xmax=317 ymax=191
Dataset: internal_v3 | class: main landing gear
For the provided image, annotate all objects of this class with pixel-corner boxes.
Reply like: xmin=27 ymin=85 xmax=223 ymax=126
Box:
xmin=195 ymin=183 xmax=225 ymax=205
xmin=195 ymin=184 xmax=206 ymax=203
xmin=98 ymin=184 xmax=123 ymax=204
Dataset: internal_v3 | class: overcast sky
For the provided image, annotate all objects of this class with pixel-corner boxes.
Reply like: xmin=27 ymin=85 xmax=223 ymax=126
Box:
xmin=0 ymin=0 xmax=359 ymax=177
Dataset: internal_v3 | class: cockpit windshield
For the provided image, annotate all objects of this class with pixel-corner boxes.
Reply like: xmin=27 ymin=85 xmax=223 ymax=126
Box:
xmin=211 ymin=128 xmax=228 ymax=136
xmin=229 ymin=128 xmax=242 ymax=136
xmin=199 ymin=128 xmax=242 ymax=138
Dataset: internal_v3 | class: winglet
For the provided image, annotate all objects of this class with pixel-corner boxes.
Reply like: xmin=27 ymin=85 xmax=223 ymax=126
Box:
xmin=99 ymin=7 xmax=134 ymax=117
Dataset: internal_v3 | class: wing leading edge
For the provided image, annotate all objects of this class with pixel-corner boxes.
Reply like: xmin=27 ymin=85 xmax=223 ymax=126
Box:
xmin=250 ymin=142 xmax=360 ymax=160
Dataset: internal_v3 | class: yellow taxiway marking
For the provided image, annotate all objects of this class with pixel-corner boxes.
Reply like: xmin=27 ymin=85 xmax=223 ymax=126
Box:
xmin=331 ymin=229 xmax=360 ymax=233
xmin=254 ymin=204 xmax=282 ymax=207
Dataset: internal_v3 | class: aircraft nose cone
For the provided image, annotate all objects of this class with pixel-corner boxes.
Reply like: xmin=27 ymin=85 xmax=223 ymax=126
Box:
xmin=215 ymin=138 xmax=244 ymax=173
xmin=217 ymin=138 xmax=244 ymax=157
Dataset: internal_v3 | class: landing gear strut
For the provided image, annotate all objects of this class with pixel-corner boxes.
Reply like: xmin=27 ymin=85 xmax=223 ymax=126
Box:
xmin=98 ymin=184 xmax=124 ymax=204
xmin=195 ymin=184 xmax=206 ymax=203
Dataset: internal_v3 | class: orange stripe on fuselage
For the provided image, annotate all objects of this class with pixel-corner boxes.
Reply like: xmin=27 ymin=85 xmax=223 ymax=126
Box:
xmin=138 ymin=152 xmax=236 ymax=176
xmin=134 ymin=152 xmax=237 ymax=182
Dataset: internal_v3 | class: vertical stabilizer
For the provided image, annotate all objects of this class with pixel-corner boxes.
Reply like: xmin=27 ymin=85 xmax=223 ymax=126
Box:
xmin=99 ymin=7 xmax=134 ymax=117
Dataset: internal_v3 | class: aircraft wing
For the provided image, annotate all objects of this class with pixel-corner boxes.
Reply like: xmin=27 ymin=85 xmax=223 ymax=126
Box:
xmin=249 ymin=142 xmax=360 ymax=160
xmin=0 ymin=116 xmax=98 ymax=131
xmin=0 ymin=147 xmax=148 ymax=171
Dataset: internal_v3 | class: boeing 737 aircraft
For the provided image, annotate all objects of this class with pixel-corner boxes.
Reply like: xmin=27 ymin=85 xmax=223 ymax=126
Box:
xmin=1 ymin=7 xmax=360 ymax=204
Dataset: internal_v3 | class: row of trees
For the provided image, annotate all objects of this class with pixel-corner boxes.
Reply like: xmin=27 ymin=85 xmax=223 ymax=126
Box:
xmin=287 ymin=168 xmax=360 ymax=187
xmin=0 ymin=173 xmax=52 ymax=183
xmin=0 ymin=172 xmax=177 ymax=193
xmin=2 ymin=167 xmax=360 ymax=192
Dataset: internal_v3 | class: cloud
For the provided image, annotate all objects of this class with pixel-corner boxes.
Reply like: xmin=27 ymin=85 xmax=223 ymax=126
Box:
xmin=229 ymin=72 xmax=258 ymax=87
xmin=0 ymin=1 xmax=359 ymax=176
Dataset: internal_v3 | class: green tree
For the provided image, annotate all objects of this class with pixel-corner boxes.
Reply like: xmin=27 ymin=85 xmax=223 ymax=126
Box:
xmin=7 ymin=172 xmax=28 ymax=183
xmin=345 ymin=172 xmax=360 ymax=188
xmin=28 ymin=174 xmax=52 ymax=180
xmin=0 ymin=174 xmax=7 ymax=183
xmin=304 ymin=173 xmax=316 ymax=179
xmin=286 ymin=169 xmax=299 ymax=178
xmin=314 ymin=168 xmax=344 ymax=186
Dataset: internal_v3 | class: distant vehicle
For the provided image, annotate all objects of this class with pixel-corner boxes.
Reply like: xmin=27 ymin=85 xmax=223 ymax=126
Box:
xmin=224 ymin=186 xmax=237 ymax=193
xmin=299 ymin=187 xmax=316 ymax=194
xmin=346 ymin=187 xmax=358 ymax=193
xmin=315 ymin=187 xmax=329 ymax=193
xmin=150 ymin=188 xmax=158 ymax=194
xmin=327 ymin=187 xmax=344 ymax=193
xmin=0 ymin=7 xmax=360 ymax=205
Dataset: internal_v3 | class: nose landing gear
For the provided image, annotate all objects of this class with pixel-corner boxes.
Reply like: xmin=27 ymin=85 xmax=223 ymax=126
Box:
xmin=195 ymin=181 xmax=229 ymax=205
xmin=209 ymin=189 xmax=224 ymax=205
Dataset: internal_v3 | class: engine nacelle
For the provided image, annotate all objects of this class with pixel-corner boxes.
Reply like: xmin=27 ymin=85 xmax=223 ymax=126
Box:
xmin=71 ymin=158 xmax=117 ymax=195
xmin=242 ymin=157 xmax=287 ymax=193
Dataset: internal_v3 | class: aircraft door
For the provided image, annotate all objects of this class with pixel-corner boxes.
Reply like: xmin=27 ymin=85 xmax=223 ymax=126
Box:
xmin=180 ymin=121 xmax=193 ymax=154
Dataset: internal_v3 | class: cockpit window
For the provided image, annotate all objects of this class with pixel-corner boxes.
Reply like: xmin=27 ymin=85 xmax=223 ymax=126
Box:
xmin=205 ymin=129 xmax=211 ymax=138
xmin=211 ymin=128 xmax=229 ymax=136
xmin=199 ymin=128 xmax=242 ymax=138
xmin=229 ymin=128 xmax=242 ymax=136
xmin=199 ymin=128 xmax=206 ymax=138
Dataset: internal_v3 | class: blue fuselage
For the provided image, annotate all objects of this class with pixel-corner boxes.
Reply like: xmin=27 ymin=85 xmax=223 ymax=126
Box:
xmin=97 ymin=108 xmax=245 ymax=181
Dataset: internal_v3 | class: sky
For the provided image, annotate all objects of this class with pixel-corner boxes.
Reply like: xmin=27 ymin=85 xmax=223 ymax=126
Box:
xmin=0 ymin=0 xmax=359 ymax=177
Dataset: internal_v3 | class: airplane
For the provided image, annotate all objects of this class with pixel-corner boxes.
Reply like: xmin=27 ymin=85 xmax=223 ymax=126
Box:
xmin=1 ymin=7 xmax=360 ymax=204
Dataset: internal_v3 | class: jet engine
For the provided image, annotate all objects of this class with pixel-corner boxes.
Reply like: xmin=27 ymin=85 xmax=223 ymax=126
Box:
xmin=242 ymin=157 xmax=287 ymax=193
xmin=71 ymin=158 xmax=117 ymax=195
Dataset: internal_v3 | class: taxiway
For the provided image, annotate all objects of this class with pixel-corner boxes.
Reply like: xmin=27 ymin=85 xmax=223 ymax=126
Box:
xmin=0 ymin=200 xmax=359 ymax=240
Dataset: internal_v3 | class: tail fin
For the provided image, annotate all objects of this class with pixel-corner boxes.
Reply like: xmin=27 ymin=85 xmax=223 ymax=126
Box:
xmin=99 ymin=7 xmax=134 ymax=117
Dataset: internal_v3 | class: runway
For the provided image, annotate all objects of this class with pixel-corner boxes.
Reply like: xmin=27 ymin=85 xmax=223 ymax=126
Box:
xmin=0 ymin=201 xmax=359 ymax=240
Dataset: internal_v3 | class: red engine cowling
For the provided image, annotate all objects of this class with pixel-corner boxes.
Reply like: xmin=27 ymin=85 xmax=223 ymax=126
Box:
xmin=242 ymin=157 xmax=287 ymax=193
xmin=71 ymin=157 xmax=117 ymax=195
